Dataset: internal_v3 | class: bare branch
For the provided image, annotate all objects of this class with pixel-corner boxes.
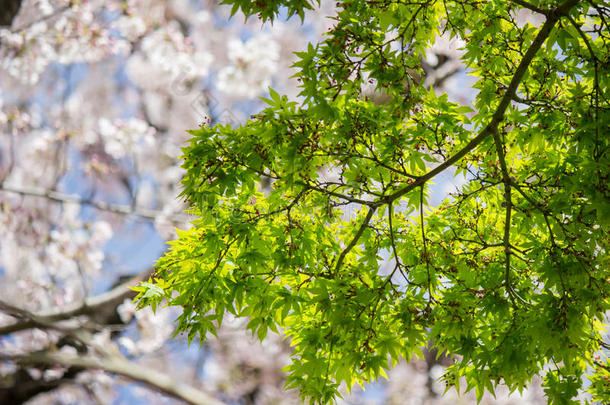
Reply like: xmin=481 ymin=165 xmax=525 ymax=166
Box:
xmin=0 ymin=185 xmax=188 ymax=223
xmin=0 ymin=269 xmax=153 ymax=335
xmin=10 ymin=4 xmax=71 ymax=33
xmin=1 ymin=351 xmax=227 ymax=405
xmin=0 ymin=363 xmax=84 ymax=404
xmin=0 ymin=289 xmax=227 ymax=404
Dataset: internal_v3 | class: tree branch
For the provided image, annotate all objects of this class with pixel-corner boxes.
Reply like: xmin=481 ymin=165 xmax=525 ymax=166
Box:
xmin=385 ymin=0 xmax=579 ymax=205
xmin=0 ymin=185 xmax=188 ymax=223
xmin=297 ymin=181 xmax=378 ymax=207
xmin=325 ymin=0 xmax=580 ymax=289
xmin=0 ymin=0 xmax=22 ymax=26
xmin=419 ymin=184 xmax=433 ymax=308
xmin=0 ymin=282 xmax=227 ymax=405
xmin=511 ymin=0 xmax=550 ymax=16
xmin=0 ymin=269 xmax=153 ymax=335
xmin=491 ymin=128 xmax=517 ymax=304
xmin=0 ymin=363 xmax=84 ymax=404
xmin=1 ymin=351 xmax=227 ymax=405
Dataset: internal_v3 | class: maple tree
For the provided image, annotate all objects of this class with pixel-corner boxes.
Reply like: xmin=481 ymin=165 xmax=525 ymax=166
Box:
xmin=136 ymin=0 xmax=610 ymax=404
xmin=0 ymin=1 xmax=329 ymax=404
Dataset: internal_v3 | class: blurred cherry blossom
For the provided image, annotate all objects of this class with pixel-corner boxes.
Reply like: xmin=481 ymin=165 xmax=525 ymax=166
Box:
xmin=217 ymin=34 xmax=280 ymax=98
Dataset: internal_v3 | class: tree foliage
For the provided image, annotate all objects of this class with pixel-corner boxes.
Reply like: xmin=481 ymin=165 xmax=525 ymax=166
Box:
xmin=136 ymin=0 xmax=610 ymax=403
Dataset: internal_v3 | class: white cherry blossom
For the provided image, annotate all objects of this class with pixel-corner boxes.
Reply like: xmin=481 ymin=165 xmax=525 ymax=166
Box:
xmin=217 ymin=34 xmax=280 ymax=98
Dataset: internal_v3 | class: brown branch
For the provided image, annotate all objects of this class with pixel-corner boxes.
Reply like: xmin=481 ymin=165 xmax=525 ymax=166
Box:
xmin=511 ymin=0 xmax=550 ymax=16
xmin=491 ymin=128 xmax=517 ymax=304
xmin=296 ymin=181 xmax=378 ymax=207
xmin=419 ymin=184 xmax=433 ymax=308
xmin=0 ymin=269 xmax=153 ymax=335
xmin=0 ymin=363 xmax=84 ymax=404
xmin=0 ymin=284 xmax=227 ymax=404
xmin=0 ymin=0 xmax=22 ymax=26
xmin=1 ymin=351 xmax=227 ymax=405
xmin=386 ymin=201 xmax=408 ymax=283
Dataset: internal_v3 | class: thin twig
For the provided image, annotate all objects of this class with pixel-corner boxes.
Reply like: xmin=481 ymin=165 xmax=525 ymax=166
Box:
xmin=511 ymin=0 xmax=550 ymax=16
xmin=491 ymin=127 xmax=516 ymax=305
xmin=419 ymin=184 xmax=433 ymax=308
xmin=0 ymin=184 xmax=189 ymax=223
xmin=11 ymin=5 xmax=71 ymax=33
